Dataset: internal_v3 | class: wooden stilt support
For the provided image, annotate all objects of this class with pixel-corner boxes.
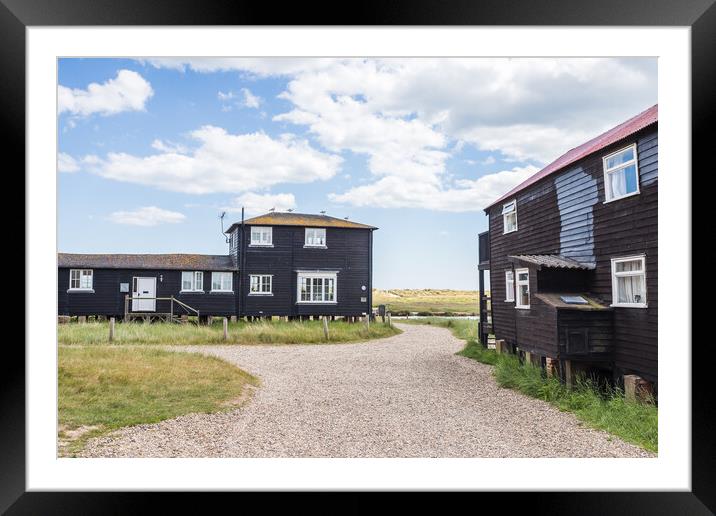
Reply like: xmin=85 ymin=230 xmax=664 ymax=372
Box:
xmin=564 ymin=360 xmax=574 ymax=388
xmin=230 ymin=316 xmax=237 ymax=323
xmin=109 ymin=317 xmax=115 ymax=342
xmin=323 ymin=316 xmax=329 ymax=341
xmin=223 ymin=317 xmax=228 ymax=341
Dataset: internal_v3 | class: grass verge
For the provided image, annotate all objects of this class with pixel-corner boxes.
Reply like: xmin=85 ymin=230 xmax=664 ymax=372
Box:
xmin=59 ymin=319 xmax=401 ymax=346
xmin=406 ymin=318 xmax=657 ymax=453
xmin=58 ymin=346 xmax=258 ymax=456
xmin=373 ymin=289 xmax=479 ymax=315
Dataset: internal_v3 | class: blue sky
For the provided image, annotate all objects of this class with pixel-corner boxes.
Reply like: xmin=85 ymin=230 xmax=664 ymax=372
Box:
xmin=58 ymin=58 xmax=656 ymax=289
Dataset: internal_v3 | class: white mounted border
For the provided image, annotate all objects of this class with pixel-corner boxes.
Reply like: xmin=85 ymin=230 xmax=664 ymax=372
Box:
xmin=27 ymin=26 xmax=690 ymax=491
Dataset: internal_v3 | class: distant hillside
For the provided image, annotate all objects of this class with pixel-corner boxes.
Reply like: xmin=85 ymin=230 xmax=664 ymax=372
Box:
xmin=373 ymin=289 xmax=485 ymax=316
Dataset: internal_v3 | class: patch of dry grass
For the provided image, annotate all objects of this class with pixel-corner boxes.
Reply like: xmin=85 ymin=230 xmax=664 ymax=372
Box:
xmin=58 ymin=346 xmax=258 ymax=456
xmin=373 ymin=289 xmax=482 ymax=315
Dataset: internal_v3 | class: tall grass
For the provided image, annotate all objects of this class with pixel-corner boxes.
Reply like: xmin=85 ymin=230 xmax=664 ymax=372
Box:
xmin=407 ymin=317 xmax=658 ymax=453
xmin=59 ymin=319 xmax=401 ymax=346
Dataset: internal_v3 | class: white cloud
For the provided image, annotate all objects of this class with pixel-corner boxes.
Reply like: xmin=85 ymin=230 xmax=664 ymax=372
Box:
xmin=150 ymin=139 xmax=188 ymax=154
xmin=241 ymin=88 xmax=261 ymax=108
xmin=58 ymin=69 xmax=154 ymax=117
xmin=139 ymin=57 xmax=655 ymax=212
xmin=108 ymin=206 xmax=186 ymax=226
xmin=218 ymin=88 xmax=262 ymax=110
xmin=84 ymin=126 xmax=342 ymax=194
xmin=329 ymin=165 xmax=538 ymax=212
xmin=57 ymin=152 xmax=79 ymax=173
xmin=226 ymin=192 xmax=296 ymax=216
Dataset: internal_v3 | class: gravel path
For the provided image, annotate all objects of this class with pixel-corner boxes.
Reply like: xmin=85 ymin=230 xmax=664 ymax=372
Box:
xmin=80 ymin=323 xmax=652 ymax=458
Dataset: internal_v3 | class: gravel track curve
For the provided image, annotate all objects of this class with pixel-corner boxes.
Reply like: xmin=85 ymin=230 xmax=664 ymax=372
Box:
xmin=79 ymin=323 xmax=652 ymax=458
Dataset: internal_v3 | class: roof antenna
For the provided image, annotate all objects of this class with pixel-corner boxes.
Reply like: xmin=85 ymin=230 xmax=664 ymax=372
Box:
xmin=219 ymin=211 xmax=229 ymax=243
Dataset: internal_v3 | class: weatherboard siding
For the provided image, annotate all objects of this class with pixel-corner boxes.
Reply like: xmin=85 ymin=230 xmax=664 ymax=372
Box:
xmin=488 ymin=125 xmax=657 ymax=382
xmin=238 ymin=225 xmax=372 ymax=317
xmin=58 ymin=268 xmax=238 ymax=317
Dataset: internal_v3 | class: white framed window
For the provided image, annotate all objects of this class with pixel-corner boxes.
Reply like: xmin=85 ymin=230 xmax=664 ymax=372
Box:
xmin=304 ymin=227 xmax=327 ymax=247
xmin=603 ymin=144 xmax=640 ymax=202
xmin=611 ymin=255 xmax=647 ymax=308
xmin=249 ymin=274 xmax=273 ymax=295
xmin=250 ymin=226 xmax=273 ymax=246
xmin=297 ymin=272 xmax=337 ymax=303
xmin=211 ymin=272 xmax=233 ymax=292
xmin=69 ymin=269 xmax=93 ymax=291
xmin=505 ymin=270 xmax=515 ymax=302
xmin=181 ymin=271 xmax=204 ymax=292
xmin=515 ymin=268 xmax=530 ymax=309
xmin=502 ymin=200 xmax=518 ymax=234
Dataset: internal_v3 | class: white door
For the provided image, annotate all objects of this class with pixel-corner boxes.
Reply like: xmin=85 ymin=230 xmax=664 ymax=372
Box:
xmin=132 ymin=277 xmax=157 ymax=312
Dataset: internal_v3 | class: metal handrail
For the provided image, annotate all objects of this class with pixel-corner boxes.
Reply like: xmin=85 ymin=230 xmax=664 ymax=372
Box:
xmin=124 ymin=295 xmax=200 ymax=321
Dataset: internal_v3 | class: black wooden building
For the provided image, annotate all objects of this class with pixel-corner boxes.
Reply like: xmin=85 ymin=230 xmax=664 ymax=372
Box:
xmin=479 ymin=104 xmax=658 ymax=387
xmin=58 ymin=212 xmax=377 ymax=320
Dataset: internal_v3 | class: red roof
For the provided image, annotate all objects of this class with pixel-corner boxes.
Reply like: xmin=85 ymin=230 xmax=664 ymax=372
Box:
xmin=485 ymin=104 xmax=658 ymax=211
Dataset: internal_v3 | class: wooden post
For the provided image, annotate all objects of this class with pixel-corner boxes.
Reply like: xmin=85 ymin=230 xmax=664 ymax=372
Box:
xmin=494 ymin=339 xmax=505 ymax=354
xmin=564 ymin=360 xmax=574 ymax=389
xmin=124 ymin=295 xmax=129 ymax=322
xmin=387 ymin=312 xmax=392 ymax=327
xmin=109 ymin=317 xmax=115 ymax=342
xmin=323 ymin=316 xmax=329 ymax=341
xmin=524 ymin=351 xmax=532 ymax=366
xmin=230 ymin=316 xmax=237 ymax=323
xmin=207 ymin=316 xmax=213 ymax=326
xmin=545 ymin=357 xmax=557 ymax=378
xmin=78 ymin=316 xmax=86 ymax=324
xmin=223 ymin=317 xmax=228 ymax=341
xmin=170 ymin=296 xmax=174 ymax=321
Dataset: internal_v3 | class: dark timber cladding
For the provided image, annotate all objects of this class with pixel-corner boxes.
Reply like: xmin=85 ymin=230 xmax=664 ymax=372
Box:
xmin=483 ymin=104 xmax=658 ymax=385
xmin=58 ymin=212 xmax=377 ymax=319
xmin=227 ymin=213 xmax=377 ymax=318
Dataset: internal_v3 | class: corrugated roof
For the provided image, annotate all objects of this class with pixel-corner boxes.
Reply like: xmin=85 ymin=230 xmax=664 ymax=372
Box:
xmin=58 ymin=253 xmax=236 ymax=271
xmin=486 ymin=104 xmax=658 ymax=210
xmin=226 ymin=212 xmax=377 ymax=232
xmin=508 ymin=254 xmax=595 ymax=270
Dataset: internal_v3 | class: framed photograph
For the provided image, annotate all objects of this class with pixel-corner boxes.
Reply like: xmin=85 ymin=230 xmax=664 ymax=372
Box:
xmin=6 ymin=0 xmax=709 ymax=511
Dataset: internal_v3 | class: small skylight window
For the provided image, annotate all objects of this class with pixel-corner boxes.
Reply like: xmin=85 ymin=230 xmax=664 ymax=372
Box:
xmin=560 ymin=295 xmax=588 ymax=305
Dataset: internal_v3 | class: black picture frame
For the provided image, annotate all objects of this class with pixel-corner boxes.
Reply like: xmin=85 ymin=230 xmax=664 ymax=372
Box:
xmin=4 ymin=0 xmax=708 ymax=512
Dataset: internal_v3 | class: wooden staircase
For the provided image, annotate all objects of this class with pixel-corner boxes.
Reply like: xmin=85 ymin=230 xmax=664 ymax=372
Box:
xmin=124 ymin=295 xmax=200 ymax=324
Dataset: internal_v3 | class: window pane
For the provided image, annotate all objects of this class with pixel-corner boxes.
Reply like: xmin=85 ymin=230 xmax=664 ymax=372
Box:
xmin=80 ymin=270 xmax=92 ymax=289
xmin=300 ymin=277 xmax=310 ymax=301
xmin=519 ymin=285 xmax=529 ymax=306
xmin=623 ymin=164 xmax=638 ymax=194
xmin=518 ymin=272 xmax=528 ymax=282
xmin=606 ymin=147 xmax=634 ymax=170
xmin=616 ymin=259 xmax=642 ymax=273
xmin=250 ymin=276 xmax=259 ymax=292
xmin=607 ymin=164 xmax=638 ymax=199
xmin=504 ymin=212 xmax=517 ymax=232
xmin=502 ymin=201 xmax=515 ymax=214
xmin=195 ymin=272 xmax=203 ymax=291
xmin=312 ymin=278 xmax=323 ymax=301
xmin=617 ymin=275 xmax=645 ymax=304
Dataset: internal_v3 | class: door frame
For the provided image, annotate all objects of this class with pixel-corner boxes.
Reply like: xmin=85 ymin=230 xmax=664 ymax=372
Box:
xmin=132 ymin=276 xmax=157 ymax=312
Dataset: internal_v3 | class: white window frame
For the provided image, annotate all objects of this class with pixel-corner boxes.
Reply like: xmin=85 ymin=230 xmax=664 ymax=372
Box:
xmin=296 ymin=272 xmax=338 ymax=304
xmin=304 ymin=227 xmax=327 ymax=248
xmin=180 ymin=271 xmax=204 ymax=293
xmin=515 ymin=268 xmax=530 ymax=309
xmin=504 ymin=270 xmax=515 ymax=302
xmin=211 ymin=272 xmax=233 ymax=293
xmin=68 ymin=269 xmax=94 ymax=292
xmin=249 ymin=274 xmax=273 ymax=296
xmin=502 ymin=200 xmax=518 ymax=234
xmin=610 ymin=255 xmax=647 ymax=308
xmin=603 ymin=143 xmax=640 ymax=203
xmin=250 ymin=226 xmax=273 ymax=246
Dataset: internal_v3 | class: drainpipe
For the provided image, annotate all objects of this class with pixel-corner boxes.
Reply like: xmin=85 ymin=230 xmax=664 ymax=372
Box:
xmin=239 ymin=207 xmax=245 ymax=319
